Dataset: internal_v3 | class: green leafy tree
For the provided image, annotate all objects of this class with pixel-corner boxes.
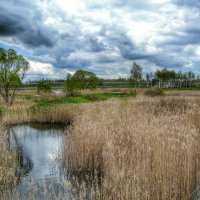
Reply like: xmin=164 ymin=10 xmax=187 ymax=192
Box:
xmin=155 ymin=68 xmax=176 ymax=81
xmin=187 ymin=71 xmax=195 ymax=81
xmin=64 ymin=73 xmax=77 ymax=96
xmin=149 ymin=72 xmax=154 ymax=81
xmin=64 ymin=70 xmax=99 ymax=96
xmin=176 ymin=71 xmax=183 ymax=80
xmin=130 ymin=62 xmax=142 ymax=81
xmin=72 ymin=70 xmax=99 ymax=89
xmin=37 ymin=81 xmax=52 ymax=94
xmin=146 ymin=73 xmax=150 ymax=81
xmin=0 ymin=48 xmax=29 ymax=106
xmin=130 ymin=62 xmax=142 ymax=86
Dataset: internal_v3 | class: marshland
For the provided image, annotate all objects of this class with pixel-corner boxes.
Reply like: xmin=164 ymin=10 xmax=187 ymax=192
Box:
xmin=1 ymin=0 xmax=200 ymax=199
xmin=1 ymin=52 xmax=200 ymax=199
xmin=2 ymin=85 xmax=200 ymax=199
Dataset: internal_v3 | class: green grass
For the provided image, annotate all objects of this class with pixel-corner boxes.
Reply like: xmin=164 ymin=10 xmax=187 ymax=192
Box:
xmin=0 ymin=106 xmax=6 ymax=117
xmin=17 ymin=94 xmax=34 ymax=100
xmin=34 ymin=92 xmax=136 ymax=107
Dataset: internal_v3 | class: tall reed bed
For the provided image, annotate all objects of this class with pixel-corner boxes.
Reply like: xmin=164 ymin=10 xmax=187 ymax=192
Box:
xmin=64 ymin=96 xmax=200 ymax=199
xmin=0 ymin=124 xmax=17 ymax=190
xmin=1 ymin=104 xmax=80 ymax=125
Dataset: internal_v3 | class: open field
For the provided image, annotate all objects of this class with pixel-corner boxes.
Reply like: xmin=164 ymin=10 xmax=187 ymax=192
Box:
xmin=1 ymin=89 xmax=200 ymax=199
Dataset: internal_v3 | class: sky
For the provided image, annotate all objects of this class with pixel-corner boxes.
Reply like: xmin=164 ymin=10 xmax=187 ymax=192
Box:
xmin=0 ymin=0 xmax=200 ymax=80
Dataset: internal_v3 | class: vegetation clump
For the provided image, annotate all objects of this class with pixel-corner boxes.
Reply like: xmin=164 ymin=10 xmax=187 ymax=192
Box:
xmin=64 ymin=70 xmax=99 ymax=96
xmin=37 ymin=81 xmax=52 ymax=94
xmin=0 ymin=107 xmax=4 ymax=117
xmin=144 ymin=88 xmax=164 ymax=97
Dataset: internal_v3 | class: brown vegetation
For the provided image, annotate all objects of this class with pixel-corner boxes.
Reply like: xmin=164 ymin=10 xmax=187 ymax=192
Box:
xmin=1 ymin=91 xmax=200 ymax=199
xmin=64 ymin=96 xmax=200 ymax=199
xmin=1 ymin=104 xmax=79 ymax=125
xmin=0 ymin=125 xmax=17 ymax=189
xmin=0 ymin=94 xmax=79 ymax=125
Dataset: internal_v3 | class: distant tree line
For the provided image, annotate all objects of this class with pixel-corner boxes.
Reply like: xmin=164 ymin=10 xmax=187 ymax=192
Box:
xmin=1 ymin=47 xmax=199 ymax=107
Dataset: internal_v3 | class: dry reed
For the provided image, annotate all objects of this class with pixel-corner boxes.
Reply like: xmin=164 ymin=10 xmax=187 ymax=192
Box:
xmin=64 ymin=96 xmax=200 ymax=200
xmin=2 ymin=93 xmax=200 ymax=199
xmin=0 ymin=124 xmax=17 ymax=189
xmin=1 ymin=103 xmax=80 ymax=126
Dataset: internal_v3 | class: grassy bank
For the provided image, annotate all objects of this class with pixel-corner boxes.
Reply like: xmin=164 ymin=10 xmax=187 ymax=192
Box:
xmin=33 ymin=92 xmax=136 ymax=105
xmin=0 ymin=91 xmax=135 ymax=125
xmin=64 ymin=96 xmax=200 ymax=199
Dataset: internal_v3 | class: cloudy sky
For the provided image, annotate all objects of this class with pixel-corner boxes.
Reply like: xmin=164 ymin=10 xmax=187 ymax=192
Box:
xmin=0 ymin=0 xmax=200 ymax=80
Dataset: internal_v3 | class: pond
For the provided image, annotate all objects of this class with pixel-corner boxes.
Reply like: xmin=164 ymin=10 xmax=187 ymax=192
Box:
xmin=5 ymin=124 xmax=72 ymax=199
xmin=8 ymin=124 xmax=65 ymax=181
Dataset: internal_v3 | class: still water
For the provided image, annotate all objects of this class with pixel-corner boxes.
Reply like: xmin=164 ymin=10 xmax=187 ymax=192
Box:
xmin=8 ymin=124 xmax=65 ymax=181
xmin=7 ymin=124 xmax=72 ymax=199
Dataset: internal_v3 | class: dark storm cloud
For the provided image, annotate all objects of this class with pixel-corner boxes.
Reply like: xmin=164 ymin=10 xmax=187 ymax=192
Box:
xmin=0 ymin=1 xmax=56 ymax=48
xmin=0 ymin=12 xmax=26 ymax=35
xmin=148 ymin=54 xmax=186 ymax=69
xmin=86 ymin=38 xmax=106 ymax=52
xmin=65 ymin=59 xmax=92 ymax=70
xmin=159 ymin=30 xmax=200 ymax=47
xmin=100 ymin=24 xmax=155 ymax=61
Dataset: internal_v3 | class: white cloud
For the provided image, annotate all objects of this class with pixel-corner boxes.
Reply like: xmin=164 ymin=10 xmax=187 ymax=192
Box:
xmin=196 ymin=47 xmax=200 ymax=56
xmin=1 ymin=0 xmax=200 ymax=78
xmin=28 ymin=60 xmax=54 ymax=75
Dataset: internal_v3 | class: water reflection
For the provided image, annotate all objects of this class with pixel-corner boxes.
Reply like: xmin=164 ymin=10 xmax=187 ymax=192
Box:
xmin=8 ymin=124 xmax=65 ymax=181
xmin=3 ymin=124 xmax=94 ymax=200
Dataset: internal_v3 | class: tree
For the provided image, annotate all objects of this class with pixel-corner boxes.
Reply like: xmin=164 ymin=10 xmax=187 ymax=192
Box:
xmin=64 ymin=70 xmax=99 ymax=96
xmin=37 ymin=81 xmax=52 ymax=94
xmin=0 ymin=48 xmax=29 ymax=106
xmin=72 ymin=70 xmax=99 ymax=90
xmin=187 ymin=71 xmax=195 ymax=81
xmin=176 ymin=71 xmax=183 ymax=80
xmin=130 ymin=62 xmax=142 ymax=86
xmin=155 ymin=68 xmax=176 ymax=81
xmin=146 ymin=73 xmax=150 ymax=81
xmin=64 ymin=73 xmax=77 ymax=96
xmin=149 ymin=72 xmax=154 ymax=81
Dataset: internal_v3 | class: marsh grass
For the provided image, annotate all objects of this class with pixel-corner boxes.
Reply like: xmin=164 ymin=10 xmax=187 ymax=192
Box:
xmin=2 ymin=94 xmax=200 ymax=199
xmin=1 ymin=102 xmax=79 ymax=125
xmin=64 ymin=96 xmax=200 ymax=200
xmin=34 ymin=92 xmax=136 ymax=106
xmin=0 ymin=125 xmax=18 ymax=190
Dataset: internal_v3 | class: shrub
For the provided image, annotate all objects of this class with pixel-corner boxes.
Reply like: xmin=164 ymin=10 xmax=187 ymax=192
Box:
xmin=144 ymin=88 xmax=164 ymax=97
xmin=64 ymin=70 xmax=99 ymax=96
xmin=37 ymin=81 xmax=52 ymax=94
xmin=0 ymin=107 xmax=5 ymax=117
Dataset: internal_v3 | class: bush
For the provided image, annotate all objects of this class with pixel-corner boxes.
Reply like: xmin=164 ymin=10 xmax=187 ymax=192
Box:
xmin=85 ymin=94 xmax=105 ymax=102
xmin=37 ymin=81 xmax=52 ymax=94
xmin=0 ymin=107 xmax=5 ymax=117
xmin=145 ymin=88 xmax=164 ymax=97
xmin=64 ymin=70 xmax=99 ymax=96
